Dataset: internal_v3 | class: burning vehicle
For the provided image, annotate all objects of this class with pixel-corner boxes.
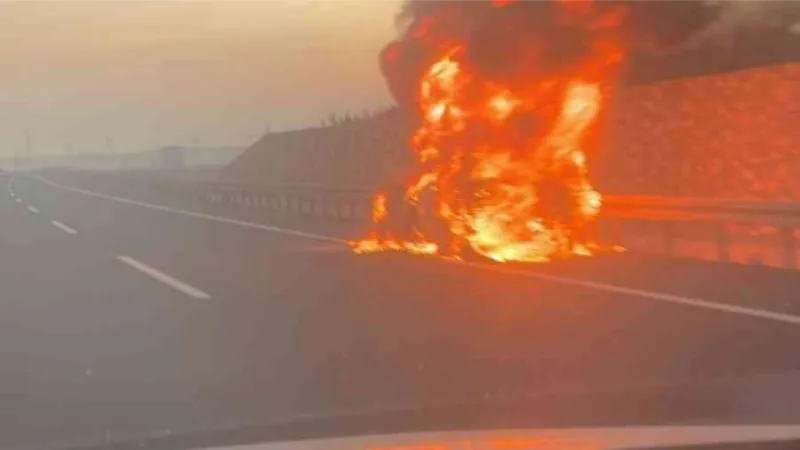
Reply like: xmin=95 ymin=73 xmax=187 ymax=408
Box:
xmin=352 ymin=0 xmax=626 ymax=262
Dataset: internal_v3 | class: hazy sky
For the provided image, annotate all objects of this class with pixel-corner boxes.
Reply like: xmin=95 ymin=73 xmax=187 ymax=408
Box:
xmin=0 ymin=0 xmax=401 ymax=156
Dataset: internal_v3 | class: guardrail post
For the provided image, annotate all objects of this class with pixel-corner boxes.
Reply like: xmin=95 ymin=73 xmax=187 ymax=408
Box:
xmin=715 ymin=223 xmax=730 ymax=263
xmin=781 ymin=225 xmax=796 ymax=269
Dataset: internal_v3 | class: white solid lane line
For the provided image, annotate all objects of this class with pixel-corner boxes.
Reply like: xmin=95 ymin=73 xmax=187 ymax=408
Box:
xmin=37 ymin=175 xmax=800 ymax=326
xmin=37 ymin=175 xmax=348 ymax=244
xmin=117 ymin=255 xmax=211 ymax=299
xmin=452 ymin=259 xmax=800 ymax=326
xmin=15 ymin=198 xmax=21 ymax=203
xmin=27 ymin=206 xmax=39 ymax=214
xmin=51 ymin=220 xmax=77 ymax=235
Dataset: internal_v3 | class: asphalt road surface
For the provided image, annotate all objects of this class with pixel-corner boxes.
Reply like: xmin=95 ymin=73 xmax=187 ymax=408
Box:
xmin=3 ymin=172 xmax=800 ymax=450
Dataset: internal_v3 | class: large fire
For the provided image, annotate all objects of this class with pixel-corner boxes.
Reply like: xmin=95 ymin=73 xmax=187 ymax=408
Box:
xmin=352 ymin=0 xmax=625 ymax=263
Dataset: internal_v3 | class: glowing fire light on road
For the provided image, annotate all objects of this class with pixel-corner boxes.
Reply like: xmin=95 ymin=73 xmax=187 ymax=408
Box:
xmin=352 ymin=0 xmax=625 ymax=262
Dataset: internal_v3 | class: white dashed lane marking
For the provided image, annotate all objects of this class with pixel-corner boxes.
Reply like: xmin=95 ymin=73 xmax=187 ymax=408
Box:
xmin=117 ymin=255 xmax=211 ymax=299
xmin=51 ymin=220 xmax=77 ymax=235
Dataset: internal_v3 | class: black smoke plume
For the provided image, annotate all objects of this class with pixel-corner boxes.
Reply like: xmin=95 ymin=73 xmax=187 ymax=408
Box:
xmin=380 ymin=0 xmax=724 ymax=107
xmin=380 ymin=0 xmax=625 ymax=105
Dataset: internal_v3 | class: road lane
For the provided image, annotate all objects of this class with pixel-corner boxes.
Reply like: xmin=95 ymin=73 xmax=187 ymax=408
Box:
xmin=31 ymin=172 xmax=800 ymax=323
xmin=0 ymin=175 xmax=239 ymax=449
xmin=7 ymin=172 xmax=800 ymax=449
xmin=20 ymin=173 xmax=800 ymax=375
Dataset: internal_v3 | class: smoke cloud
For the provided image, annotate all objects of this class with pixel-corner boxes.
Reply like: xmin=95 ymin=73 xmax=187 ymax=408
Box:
xmin=380 ymin=0 xmax=725 ymax=106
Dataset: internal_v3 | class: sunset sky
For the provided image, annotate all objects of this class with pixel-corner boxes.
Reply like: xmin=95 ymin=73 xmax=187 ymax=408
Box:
xmin=0 ymin=0 xmax=401 ymax=156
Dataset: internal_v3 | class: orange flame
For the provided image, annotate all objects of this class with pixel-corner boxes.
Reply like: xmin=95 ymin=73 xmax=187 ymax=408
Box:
xmin=351 ymin=192 xmax=439 ymax=256
xmin=372 ymin=191 xmax=389 ymax=223
xmin=366 ymin=435 xmax=600 ymax=450
xmin=351 ymin=1 xmax=624 ymax=262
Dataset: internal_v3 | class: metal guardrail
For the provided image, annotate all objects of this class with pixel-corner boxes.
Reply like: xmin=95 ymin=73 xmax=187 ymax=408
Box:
xmin=604 ymin=195 xmax=800 ymax=222
xmin=601 ymin=196 xmax=800 ymax=270
xmin=182 ymin=180 xmax=800 ymax=269
xmin=158 ymin=178 xmax=375 ymax=222
xmin=64 ymin=170 xmax=800 ymax=270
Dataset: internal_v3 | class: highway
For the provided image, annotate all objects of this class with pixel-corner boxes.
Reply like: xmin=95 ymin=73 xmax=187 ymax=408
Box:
xmin=3 ymin=171 xmax=800 ymax=450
